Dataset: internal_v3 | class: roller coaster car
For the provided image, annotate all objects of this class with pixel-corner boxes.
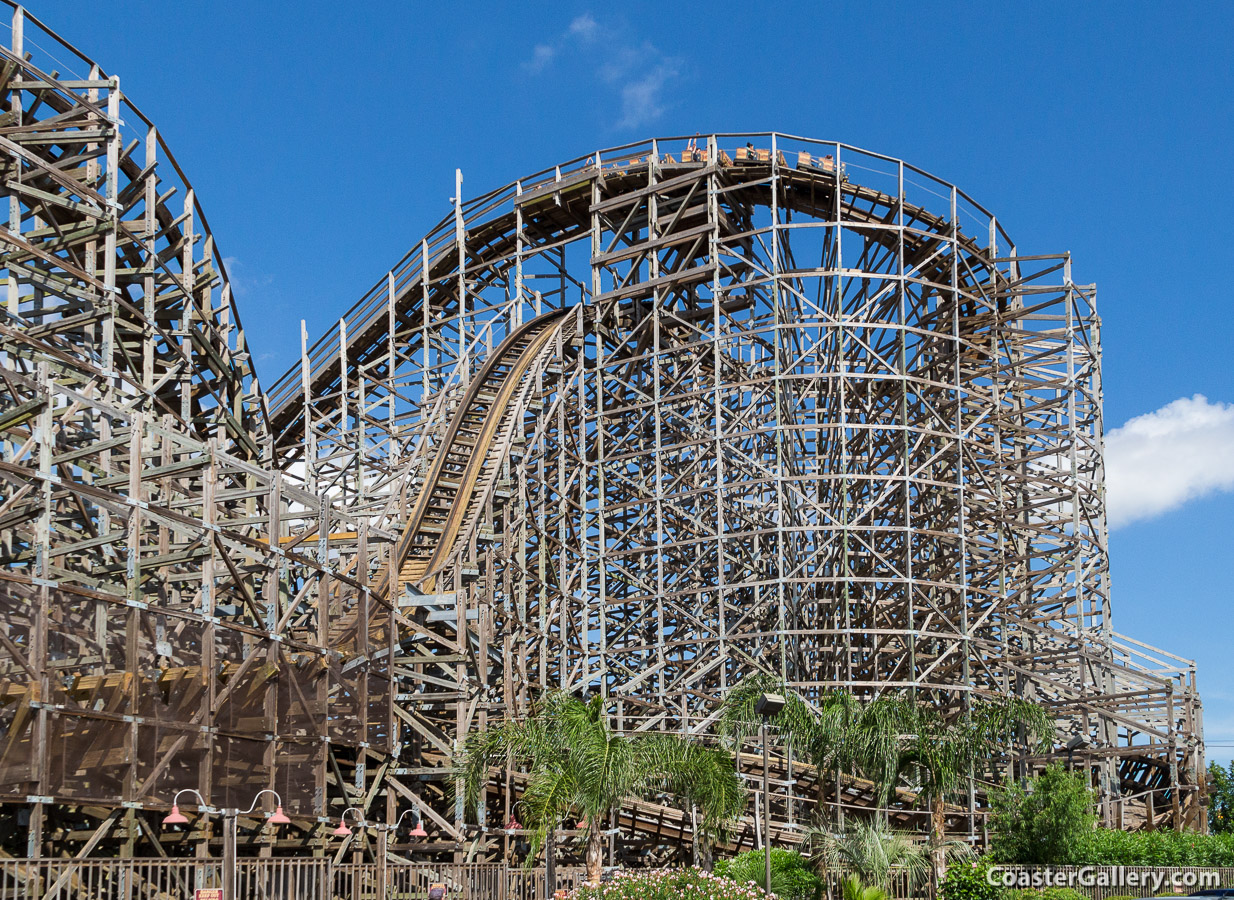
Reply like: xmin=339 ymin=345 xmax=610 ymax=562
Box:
xmin=735 ymin=146 xmax=783 ymax=166
xmin=799 ymin=151 xmax=849 ymax=181
xmin=681 ymin=147 xmax=708 ymax=163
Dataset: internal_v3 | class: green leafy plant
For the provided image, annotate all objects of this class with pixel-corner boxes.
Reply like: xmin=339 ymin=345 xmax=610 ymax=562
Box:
xmin=989 ymin=764 xmax=1096 ymax=864
xmin=841 ymin=874 xmax=888 ymax=900
xmin=458 ymin=692 xmax=745 ymax=883
xmin=1081 ymin=827 xmax=1234 ymax=866
xmin=715 ymin=848 xmax=822 ymax=900
xmin=938 ymin=857 xmax=1000 ymax=900
xmin=561 ymin=868 xmax=774 ymax=900
xmin=803 ymin=818 xmax=956 ymax=893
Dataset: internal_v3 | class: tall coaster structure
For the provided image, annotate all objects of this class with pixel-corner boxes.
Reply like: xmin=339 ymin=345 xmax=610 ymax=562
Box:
xmin=0 ymin=4 xmax=1205 ymax=862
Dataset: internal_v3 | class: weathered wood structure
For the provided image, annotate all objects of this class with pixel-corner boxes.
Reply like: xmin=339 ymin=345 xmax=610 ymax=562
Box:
xmin=0 ymin=4 xmax=1205 ymax=864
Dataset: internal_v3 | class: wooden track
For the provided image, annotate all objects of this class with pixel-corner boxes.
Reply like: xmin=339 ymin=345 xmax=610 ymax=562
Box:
xmin=267 ymin=158 xmax=999 ymax=443
xmin=375 ymin=307 xmax=578 ymax=598
xmin=489 ymin=752 xmax=973 ymax=854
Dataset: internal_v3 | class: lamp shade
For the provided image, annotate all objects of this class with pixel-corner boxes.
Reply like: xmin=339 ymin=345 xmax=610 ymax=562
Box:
xmin=332 ymin=822 xmax=352 ymax=837
xmin=754 ymin=692 xmax=786 ymax=717
xmin=409 ymin=819 xmax=427 ymax=838
xmin=269 ymin=806 xmax=291 ymax=825
xmin=162 ymin=804 xmax=189 ymax=827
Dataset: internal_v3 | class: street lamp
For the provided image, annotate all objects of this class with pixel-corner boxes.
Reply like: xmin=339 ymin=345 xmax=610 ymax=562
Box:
xmin=1065 ymin=735 xmax=1089 ymax=772
xmin=754 ymin=692 xmax=786 ymax=895
xmin=162 ymin=788 xmax=290 ymax=900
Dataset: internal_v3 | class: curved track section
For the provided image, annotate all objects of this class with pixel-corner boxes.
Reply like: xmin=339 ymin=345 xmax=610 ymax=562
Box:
xmin=379 ymin=306 xmax=577 ymax=596
xmin=267 ymin=157 xmax=998 ymax=447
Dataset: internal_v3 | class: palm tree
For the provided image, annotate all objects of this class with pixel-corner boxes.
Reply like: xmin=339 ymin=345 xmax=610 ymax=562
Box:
xmin=804 ymin=818 xmax=933 ymax=893
xmin=894 ymin=697 xmax=1055 ymax=888
xmin=717 ymin=674 xmax=859 ymax=816
xmin=719 ymin=677 xmax=1054 ymax=893
xmin=804 ymin=816 xmax=972 ymax=899
xmin=847 ymin=697 xmax=913 ymax=818
xmin=458 ymin=691 xmax=746 ymax=884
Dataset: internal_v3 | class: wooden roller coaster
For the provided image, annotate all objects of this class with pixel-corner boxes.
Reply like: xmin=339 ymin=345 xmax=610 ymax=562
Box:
xmin=0 ymin=0 xmax=1206 ymax=868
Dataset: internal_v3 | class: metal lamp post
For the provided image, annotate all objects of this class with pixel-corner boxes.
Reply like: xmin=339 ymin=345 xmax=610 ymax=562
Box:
xmin=163 ymin=788 xmax=290 ymax=900
xmin=754 ymin=693 xmax=786 ymax=895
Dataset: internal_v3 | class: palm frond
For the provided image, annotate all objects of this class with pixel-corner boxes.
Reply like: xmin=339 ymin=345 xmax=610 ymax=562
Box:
xmin=850 ymin=696 xmax=914 ymax=806
xmin=842 ymin=874 xmax=889 ymax=900
xmin=635 ymin=735 xmax=747 ymax=834
xmin=519 ymin=764 xmax=577 ymax=866
xmin=717 ymin=675 xmax=859 ymax=775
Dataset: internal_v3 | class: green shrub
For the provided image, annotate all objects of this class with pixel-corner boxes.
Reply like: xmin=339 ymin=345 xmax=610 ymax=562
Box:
xmin=563 ymin=869 xmax=775 ymax=900
xmin=940 ymin=857 xmax=1000 ymax=900
xmin=715 ymin=849 xmax=821 ymax=900
xmin=1003 ymin=889 xmax=1087 ymax=900
xmin=1082 ymin=827 xmax=1234 ymax=866
xmin=990 ymin=764 xmax=1096 ymax=864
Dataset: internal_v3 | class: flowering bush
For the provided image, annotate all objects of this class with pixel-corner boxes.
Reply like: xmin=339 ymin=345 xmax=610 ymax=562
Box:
xmin=561 ymin=867 xmax=779 ymax=900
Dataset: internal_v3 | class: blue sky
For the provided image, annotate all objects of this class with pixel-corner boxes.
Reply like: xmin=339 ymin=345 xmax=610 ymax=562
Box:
xmin=47 ymin=1 xmax=1234 ymax=760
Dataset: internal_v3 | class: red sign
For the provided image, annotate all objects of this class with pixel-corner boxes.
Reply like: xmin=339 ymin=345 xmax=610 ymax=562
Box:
xmin=194 ymin=890 xmax=223 ymax=900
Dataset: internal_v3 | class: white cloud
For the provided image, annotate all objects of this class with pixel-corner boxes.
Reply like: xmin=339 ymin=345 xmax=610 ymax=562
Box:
xmin=568 ymin=14 xmax=598 ymax=42
xmin=598 ymin=44 xmax=648 ymax=84
xmin=617 ymin=60 xmax=680 ymax=130
xmin=522 ymin=17 xmax=683 ymax=131
xmin=523 ymin=44 xmax=556 ymax=73
xmin=222 ymin=255 xmax=272 ymax=300
xmin=1105 ymin=394 xmax=1234 ymax=528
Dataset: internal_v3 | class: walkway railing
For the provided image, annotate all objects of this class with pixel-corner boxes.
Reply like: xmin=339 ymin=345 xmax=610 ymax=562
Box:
xmin=0 ymin=859 xmax=588 ymax=900
xmin=9 ymin=858 xmax=1234 ymax=900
